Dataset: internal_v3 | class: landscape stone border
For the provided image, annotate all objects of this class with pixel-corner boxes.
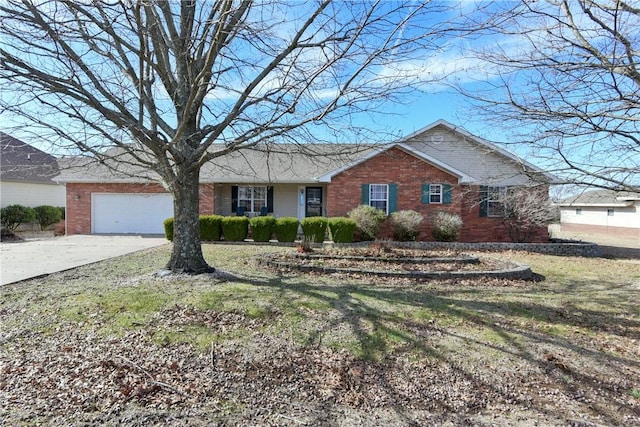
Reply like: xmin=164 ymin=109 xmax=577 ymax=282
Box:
xmin=291 ymin=253 xmax=481 ymax=264
xmin=328 ymin=240 xmax=602 ymax=257
xmin=210 ymin=239 xmax=602 ymax=257
xmin=256 ymin=253 xmax=534 ymax=281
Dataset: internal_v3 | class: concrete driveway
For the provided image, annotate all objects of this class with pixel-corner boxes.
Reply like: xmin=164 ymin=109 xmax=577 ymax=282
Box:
xmin=0 ymin=235 xmax=168 ymax=286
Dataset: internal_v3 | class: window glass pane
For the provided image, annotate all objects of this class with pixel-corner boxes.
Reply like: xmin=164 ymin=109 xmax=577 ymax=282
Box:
xmin=486 ymin=186 xmax=506 ymax=217
xmin=237 ymin=186 xmax=267 ymax=212
xmin=430 ymin=184 xmax=442 ymax=203
xmin=369 ymin=184 xmax=388 ymax=213
xmin=370 ymin=184 xmax=387 ymax=200
xmin=371 ymin=200 xmax=387 ymax=211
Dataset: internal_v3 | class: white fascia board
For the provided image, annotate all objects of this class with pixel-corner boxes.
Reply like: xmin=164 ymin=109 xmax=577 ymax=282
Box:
xmin=316 ymin=142 xmax=474 ymax=184
xmin=560 ymin=201 xmax=633 ymax=208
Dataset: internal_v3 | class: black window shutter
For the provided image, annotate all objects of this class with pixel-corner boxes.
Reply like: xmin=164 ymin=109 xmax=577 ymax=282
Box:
xmin=231 ymin=186 xmax=238 ymax=213
xmin=479 ymin=185 xmax=488 ymax=217
xmin=267 ymin=186 xmax=274 ymax=213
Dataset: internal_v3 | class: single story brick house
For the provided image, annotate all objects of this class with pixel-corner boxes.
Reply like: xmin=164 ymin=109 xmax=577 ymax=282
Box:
xmin=559 ymin=190 xmax=640 ymax=240
xmin=57 ymin=120 xmax=554 ymax=242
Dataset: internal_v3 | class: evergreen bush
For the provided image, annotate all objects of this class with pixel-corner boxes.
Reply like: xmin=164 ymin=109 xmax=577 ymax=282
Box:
xmin=34 ymin=205 xmax=63 ymax=230
xmin=390 ymin=210 xmax=423 ymax=241
xmin=249 ymin=216 xmax=276 ymax=242
xmin=163 ymin=217 xmax=174 ymax=241
xmin=327 ymin=217 xmax=356 ymax=243
xmin=301 ymin=217 xmax=328 ymax=243
xmin=200 ymin=215 xmax=222 ymax=241
xmin=274 ymin=217 xmax=299 ymax=242
xmin=1 ymin=204 xmax=36 ymax=231
xmin=431 ymin=211 xmax=463 ymax=242
xmin=221 ymin=216 xmax=249 ymax=241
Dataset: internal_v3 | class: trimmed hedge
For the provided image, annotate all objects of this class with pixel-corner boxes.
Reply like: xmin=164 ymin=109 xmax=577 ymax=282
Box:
xmin=301 ymin=217 xmax=328 ymax=243
xmin=200 ymin=215 xmax=222 ymax=241
xmin=327 ymin=217 xmax=356 ymax=243
xmin=249 ymin=216 xmax=276 ymax=242
xmin=163 ymin=215 xmax=223 ymax=242
xmin=274 ymin=217 xmax=299 ymax=242
xmin=221 ymin=216 xmax=249 ymax=241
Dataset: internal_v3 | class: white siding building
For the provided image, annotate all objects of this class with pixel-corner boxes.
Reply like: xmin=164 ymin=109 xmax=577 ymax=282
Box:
xmin=559 ymin=190 xmax=640 ymax=239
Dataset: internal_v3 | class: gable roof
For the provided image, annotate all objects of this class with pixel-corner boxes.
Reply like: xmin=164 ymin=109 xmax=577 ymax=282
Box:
xmin=55 ymin=120 xmax=551 ymax=186
xmin=0 ymin=132 xmax=60 ymax=184
xmin=559 ymin=189 xmax=640 ymax=207
xmin=398 ymin=120 xmax=556 ymax=186
xmin=316 ymin=142 xmax=474 ymax=183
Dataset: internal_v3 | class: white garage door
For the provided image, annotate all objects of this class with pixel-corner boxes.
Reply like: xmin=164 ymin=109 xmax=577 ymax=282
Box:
xmin=92 ymin=193 xmax=173 ymax=234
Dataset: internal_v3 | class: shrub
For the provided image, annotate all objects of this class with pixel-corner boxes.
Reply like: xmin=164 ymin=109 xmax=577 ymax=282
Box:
xmin=1 ymin=204 xmax=36 ymax=231
xmin=390 ymin=210 xmax=423 ymax=241
xmin=274 ymin=217 xmax=299 ymax=242
xmin=163 ymin=218 xmax=174 ymax=241
xmin=431 ymin=211 xmax=463 ymax=242
xmin=249 ymin=216 xmax=276 ymax=242
xmin=347 ymin=205 xmax=386 ymax=240
xmin=58 ymin=206 xmax=65 ymax=220
xmin=200 ymin=215 xmax=222 ymax=241
xmin=163 ymin=215 xmax=222 ymax=242
xmin=34 ymin=205 xmax=63 ymax=230
xmin=327 ymin=217 xmax=356 ymax=243
xmin=301 ymin=217 xmax=328 ymax=243
xmin=221 ymin=216 xmax=249 ymax=241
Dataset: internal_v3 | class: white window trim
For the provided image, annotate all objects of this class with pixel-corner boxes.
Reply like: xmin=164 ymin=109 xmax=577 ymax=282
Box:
xmin=487 ymin=186 xmax=506 ymax=217
xmin=369 ymin=183 xmax=389 ymax=214
xmin=238 ymin=185 xmax=267 ymax=213
xmin=429 ymin=184 xmax=443 ymax=204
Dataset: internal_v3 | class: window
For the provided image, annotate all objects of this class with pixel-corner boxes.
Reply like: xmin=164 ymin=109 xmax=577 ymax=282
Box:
xmin=369 ymin=184 xmax=388 ymax=214
xmin=422 ymin=183 xmax=452 ymax=204
xmin=486 ymin=186 xmax=506 ymax=217
xmin=607 ymin=209 xmax=614 ymax=216
xmin=429 ymin=184 xmax=442 ymax=204
xmin=576 ymin=208 xmax=582 ymax=215
xmin=480 ymin=186 xmax=506 ymax=217
xmin=237 ymin=186 xmax=267 ymax=213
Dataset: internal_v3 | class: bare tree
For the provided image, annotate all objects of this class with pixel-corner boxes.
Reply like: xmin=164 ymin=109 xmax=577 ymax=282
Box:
xmin=460 ymin=0 xmax=639 ymax=192
xmin=499 ymin=186 xmax=557 ymax=243
xmin=0 ymin=0 xmax=481 ymax=273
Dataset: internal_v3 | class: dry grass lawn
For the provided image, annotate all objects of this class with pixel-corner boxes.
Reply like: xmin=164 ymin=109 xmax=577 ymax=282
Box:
xmin=1 ymin=243 xmax=639 ymax=426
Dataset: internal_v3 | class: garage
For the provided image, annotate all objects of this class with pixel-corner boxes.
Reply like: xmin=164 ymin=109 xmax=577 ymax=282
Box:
xmin=92 ymin=193 xmax=173 ymax=234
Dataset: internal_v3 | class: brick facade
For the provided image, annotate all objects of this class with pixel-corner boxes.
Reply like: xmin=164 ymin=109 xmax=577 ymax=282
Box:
xmin=326 ymin=147 xmax=548 ymax=243
xmin=66 ymin=183 xmax=215 ymax=235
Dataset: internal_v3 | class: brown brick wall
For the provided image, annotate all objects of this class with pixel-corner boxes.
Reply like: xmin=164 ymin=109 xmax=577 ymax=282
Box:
xmin=325 ymin=147 xmax=548 ymax=242
xmin=66 ymin=183 xmax=215 ymax=235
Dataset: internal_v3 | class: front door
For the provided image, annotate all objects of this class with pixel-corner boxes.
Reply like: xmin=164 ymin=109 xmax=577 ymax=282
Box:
xmin=305 ymin=187 xmax=323 ymax=217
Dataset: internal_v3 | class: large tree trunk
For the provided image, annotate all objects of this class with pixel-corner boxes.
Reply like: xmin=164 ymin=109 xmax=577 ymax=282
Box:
xmin=166 ymin=166 xmax=213 ymax=273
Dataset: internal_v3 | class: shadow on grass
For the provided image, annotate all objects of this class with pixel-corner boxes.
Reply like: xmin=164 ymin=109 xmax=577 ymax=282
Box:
xmin=217 ymin=265 xmax=639 ymax=425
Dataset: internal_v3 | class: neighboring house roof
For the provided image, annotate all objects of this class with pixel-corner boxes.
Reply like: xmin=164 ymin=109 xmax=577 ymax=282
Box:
xmin=0 ymin=132 xmax=60 ymax=184
xmin=55 ymin=120 xmax=552 ymax=186
xmin=559 ymin=189 xmax=640 ymax=207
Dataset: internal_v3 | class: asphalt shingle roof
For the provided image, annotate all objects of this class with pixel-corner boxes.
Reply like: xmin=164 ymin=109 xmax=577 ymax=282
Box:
xmin=0 ymin=132 xmax=60 ymax=184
